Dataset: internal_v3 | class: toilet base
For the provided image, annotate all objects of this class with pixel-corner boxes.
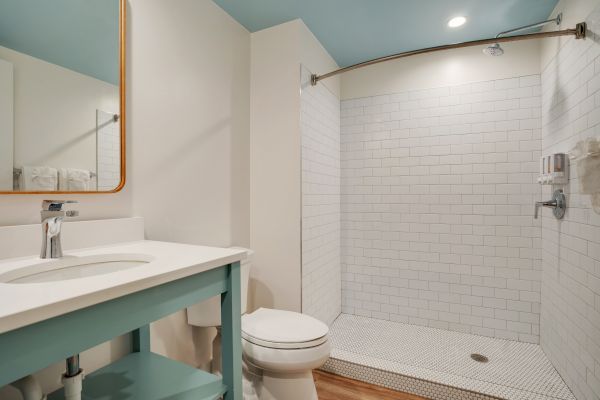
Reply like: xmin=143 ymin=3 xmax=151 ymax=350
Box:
xmin=243 ymin=360 xmax=318 ymax=400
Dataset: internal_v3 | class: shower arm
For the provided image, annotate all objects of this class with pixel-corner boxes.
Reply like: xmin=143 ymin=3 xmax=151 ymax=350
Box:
xmin=495 ymin=13 xmax=562 ymax=39
xmin=311 ymin=17 xmax=585 ymax=86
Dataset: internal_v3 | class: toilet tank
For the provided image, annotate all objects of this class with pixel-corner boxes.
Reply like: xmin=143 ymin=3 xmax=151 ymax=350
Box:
xmin=186 ymin=247 xmax=252 ymax=327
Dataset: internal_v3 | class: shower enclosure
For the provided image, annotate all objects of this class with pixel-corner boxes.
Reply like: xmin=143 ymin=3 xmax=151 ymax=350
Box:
xmin=300 ymin=8 xmax=600 ymax=400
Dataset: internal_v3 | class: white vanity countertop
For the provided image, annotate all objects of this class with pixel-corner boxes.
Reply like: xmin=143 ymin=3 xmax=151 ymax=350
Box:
xmin=0 ymin=240 xmax=246 ymax=334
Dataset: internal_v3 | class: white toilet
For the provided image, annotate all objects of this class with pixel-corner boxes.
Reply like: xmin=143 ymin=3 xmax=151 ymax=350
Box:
xmin=186 ymin=248 xmax=330 ymax=400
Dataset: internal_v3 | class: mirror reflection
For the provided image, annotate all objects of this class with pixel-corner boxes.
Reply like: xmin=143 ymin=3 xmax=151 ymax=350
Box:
xmin=0 ymin=0 xmax=122 ymax=192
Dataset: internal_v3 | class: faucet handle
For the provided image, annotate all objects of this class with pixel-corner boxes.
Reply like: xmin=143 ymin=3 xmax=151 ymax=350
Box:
xmin=534 ymin=190 xmax=566 ymax=220
xmin=42 ymin=200 xmax=78 ymax=211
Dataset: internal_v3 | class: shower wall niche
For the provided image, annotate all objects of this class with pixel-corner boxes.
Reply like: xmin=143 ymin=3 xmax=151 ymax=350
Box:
xmin=340 ymin=76 xmax=543 ymax=343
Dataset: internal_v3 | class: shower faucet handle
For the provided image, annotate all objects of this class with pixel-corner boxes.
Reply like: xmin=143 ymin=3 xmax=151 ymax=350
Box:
xmin=534 ymin=200 xmax=557 ymax=218
xmin=534 ymin=190 xmax=566 ymax=220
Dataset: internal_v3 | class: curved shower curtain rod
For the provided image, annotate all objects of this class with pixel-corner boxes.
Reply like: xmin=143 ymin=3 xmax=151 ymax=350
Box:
xmin=311 ymin=21 xmax=587 ymax=86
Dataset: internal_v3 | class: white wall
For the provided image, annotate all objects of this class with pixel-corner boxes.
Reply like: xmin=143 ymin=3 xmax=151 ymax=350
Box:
xmin=340 ymin=75 xmax=543 ymax=343
xmin=130 ymin=0 xmax=249 ymax=249
xmin=539 ymin=2 xmax=600 ymax=400
xmin=341 ymin=41 xmax=541 ymax=100
xmin=0 ymin=58 xmax=12 ymax=190
xmin=250 ymin=19 xmax=340 ymax=313
xmin=301 ymin=65 xmax=341 ymax=325
xmin=0 ymin=45 xmax=119 ymax=176
xmin=129 ymin=0 xmax=250 ymax=367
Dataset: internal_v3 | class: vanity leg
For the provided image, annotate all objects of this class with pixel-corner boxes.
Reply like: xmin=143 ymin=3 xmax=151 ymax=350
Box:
xmin=132 ymin=325 xmax=151 ymax=353
xmin=221 ymin=262 xmax=242 ymax=400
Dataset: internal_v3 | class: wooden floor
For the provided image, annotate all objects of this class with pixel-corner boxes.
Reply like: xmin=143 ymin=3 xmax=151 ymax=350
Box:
xmin=314 ymin=370 xmax=429 ymax=400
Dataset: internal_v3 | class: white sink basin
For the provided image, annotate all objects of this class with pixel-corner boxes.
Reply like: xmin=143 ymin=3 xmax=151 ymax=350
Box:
xmin=0 ymin=239 xmax=246 ymax=334
xmin=0 ymin=253 xmax=154 ymax=284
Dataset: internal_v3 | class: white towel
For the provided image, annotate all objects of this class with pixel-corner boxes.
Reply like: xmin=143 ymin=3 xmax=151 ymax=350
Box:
xmin=20 ymin=166 xmax=58 ymax=191
xmin=58 ymin=168 xmax=92 ymax=191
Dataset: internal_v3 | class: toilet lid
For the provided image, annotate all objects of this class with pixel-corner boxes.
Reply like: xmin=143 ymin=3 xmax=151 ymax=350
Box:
xmin=242 ymin=308 xmax=329 ymax=349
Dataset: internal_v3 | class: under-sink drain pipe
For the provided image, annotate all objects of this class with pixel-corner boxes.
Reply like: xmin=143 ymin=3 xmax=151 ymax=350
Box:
xmin=9 ymin=375 xmax=46 ymax=400
xmin=62 ymin=355 xmax=84 ymax=400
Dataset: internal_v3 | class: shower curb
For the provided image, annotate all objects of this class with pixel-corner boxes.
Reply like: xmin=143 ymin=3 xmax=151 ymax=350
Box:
xmin=321 ymin=357 xmax=504 ymax=400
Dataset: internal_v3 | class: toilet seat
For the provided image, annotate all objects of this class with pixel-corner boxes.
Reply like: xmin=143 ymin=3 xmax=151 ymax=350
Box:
xmin=242 ymin=308 xmax=329 ymax=350
xmin=242 ymin=332 xmax=328 ymax=349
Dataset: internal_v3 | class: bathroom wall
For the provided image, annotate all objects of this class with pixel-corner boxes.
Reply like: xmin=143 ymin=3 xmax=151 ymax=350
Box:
xmin=250 ymin=19 xmax=340 ymax=314
xmin=340 ymin=75 xmax=543 ymax=342
xmin=129 ymin=0 xmax=250 ymax=367
xmin=539 ymin=2 xmax=600 ymax=399
xmin=300 ymin=65 xmax=341 ymax=325
xmin=130 ymin=0 xmax=249 ymax=250
xmin=0 ymin=45 xmax=119 ymax=175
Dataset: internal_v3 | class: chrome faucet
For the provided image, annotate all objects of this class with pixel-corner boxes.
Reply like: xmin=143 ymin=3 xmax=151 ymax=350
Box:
xmin=534 ymin=190 xmax=566 ymax=220
xmin=40 ymin=200 xmax=79 ymax=259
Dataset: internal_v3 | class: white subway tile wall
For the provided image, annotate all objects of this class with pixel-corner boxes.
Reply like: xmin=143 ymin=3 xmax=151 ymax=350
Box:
xmin=301 ymin=66 xmax=342 ymax=325
xmin=540 ymin=8 xmax=600 ymax=400
xmin=340 ymin=75 xmax=543 ymax=343
xmin=97 ymin=110 xmax=121 ymax=191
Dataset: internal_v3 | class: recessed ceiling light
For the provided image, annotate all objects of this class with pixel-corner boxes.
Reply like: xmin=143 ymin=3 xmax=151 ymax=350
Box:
xmin=448 ymin=16 xmax=467 ymax=28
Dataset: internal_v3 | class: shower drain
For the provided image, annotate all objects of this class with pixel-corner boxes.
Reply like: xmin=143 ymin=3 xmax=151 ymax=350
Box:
xmin=470 ymin=353 xmax=489 ymax=363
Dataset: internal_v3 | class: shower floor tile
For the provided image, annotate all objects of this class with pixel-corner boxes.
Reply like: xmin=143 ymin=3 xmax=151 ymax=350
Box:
xmin=323 ymin=314 xmax=575 ymax=400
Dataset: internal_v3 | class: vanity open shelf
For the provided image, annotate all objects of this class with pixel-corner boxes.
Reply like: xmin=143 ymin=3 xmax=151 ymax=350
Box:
xmin=48 ymin=352 xmax=226 ymax=400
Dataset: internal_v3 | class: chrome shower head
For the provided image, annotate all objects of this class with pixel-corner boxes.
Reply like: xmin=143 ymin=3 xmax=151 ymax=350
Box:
xmin=483 ymin=43 xmax=504 ymax=56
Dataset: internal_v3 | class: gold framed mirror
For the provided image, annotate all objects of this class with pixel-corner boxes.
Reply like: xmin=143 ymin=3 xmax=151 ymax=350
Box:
xmin=0 ymin=0 xmax=126 ymax=194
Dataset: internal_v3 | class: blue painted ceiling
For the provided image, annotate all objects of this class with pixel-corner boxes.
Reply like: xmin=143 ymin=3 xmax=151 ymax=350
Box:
xmin=0 ymin=0 xmax=119 ymax=85
xmin=213 ymin=0 xmax=559 ymax=68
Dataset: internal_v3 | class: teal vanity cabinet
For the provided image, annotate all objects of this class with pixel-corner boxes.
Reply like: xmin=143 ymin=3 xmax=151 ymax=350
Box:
xmin=0 ymin=261 xmax=242 ymax=400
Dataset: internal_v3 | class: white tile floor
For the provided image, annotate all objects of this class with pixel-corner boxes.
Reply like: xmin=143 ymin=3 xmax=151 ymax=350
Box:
xmin=323 ymin=314 xmax=575 ymax=400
